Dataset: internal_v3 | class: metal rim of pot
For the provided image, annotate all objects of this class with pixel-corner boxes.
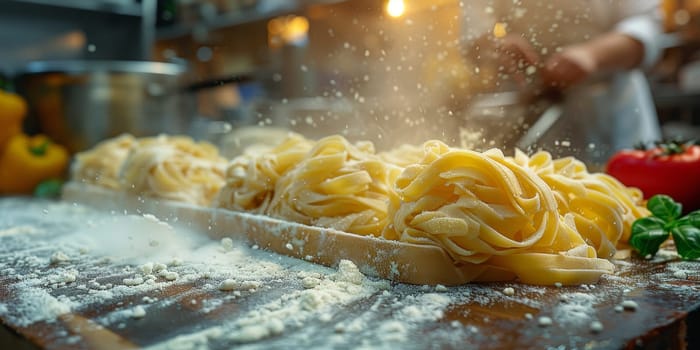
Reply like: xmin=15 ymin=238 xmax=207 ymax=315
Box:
xmin=20 ymin=60 xmax=187 ymax=76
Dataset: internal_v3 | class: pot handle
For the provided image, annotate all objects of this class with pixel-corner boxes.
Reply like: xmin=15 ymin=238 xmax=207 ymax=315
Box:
xmin=147 ymin=74 xmax=257 ymax=98
xmin=181 ymin=74 xmax=256 ymax=93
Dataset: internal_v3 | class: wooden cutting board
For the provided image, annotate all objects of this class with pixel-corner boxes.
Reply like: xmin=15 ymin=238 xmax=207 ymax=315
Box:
xmin=61 ymin=183 xmax=517 ymax=286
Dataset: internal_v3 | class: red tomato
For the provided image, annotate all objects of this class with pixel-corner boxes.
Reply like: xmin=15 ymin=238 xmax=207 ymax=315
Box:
xmin=606 ymin=143 xmax=700 ymax=213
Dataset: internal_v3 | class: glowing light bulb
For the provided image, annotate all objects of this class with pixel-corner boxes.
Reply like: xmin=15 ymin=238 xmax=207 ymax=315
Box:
xmin=386 ymin=0 xmax=405 ymax=18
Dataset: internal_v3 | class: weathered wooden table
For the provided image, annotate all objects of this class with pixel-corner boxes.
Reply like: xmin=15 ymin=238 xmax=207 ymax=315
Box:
xmin=1 ymin=197 xmax=698 ymax=350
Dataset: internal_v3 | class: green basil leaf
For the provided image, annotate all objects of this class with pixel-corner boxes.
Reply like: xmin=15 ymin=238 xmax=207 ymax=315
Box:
xmin=632 ymin=216 xmax=666 ymax=235
xmin=678 ymin=211 xmax=700 ymax=228
xmin=630 ymin=217 xmax=670 ymax=257
xmin=647 ymin=195 xmax=682 ymax=222
xmin=672 ymin=225 xmax=700 ymax=260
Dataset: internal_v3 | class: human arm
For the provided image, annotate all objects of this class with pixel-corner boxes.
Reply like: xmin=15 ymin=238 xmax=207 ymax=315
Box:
xmin=542 ymin=33 xmax=645 ymax=89
xmin=542 ymin=0 xmax=667 ymax=89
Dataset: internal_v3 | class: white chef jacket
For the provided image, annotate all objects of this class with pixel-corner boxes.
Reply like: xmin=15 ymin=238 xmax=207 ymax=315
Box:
xmin=462 ymin=0 xmax=667 ymax=164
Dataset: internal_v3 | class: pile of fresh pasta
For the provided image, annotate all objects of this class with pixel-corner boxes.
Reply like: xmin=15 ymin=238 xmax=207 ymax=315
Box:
xmin=71 ymin=132 xmax=650 ymax=285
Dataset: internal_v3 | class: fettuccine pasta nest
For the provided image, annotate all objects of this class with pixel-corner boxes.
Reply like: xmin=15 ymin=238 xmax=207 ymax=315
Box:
xmin=119 ymin=135 xmax=227 ymax=206
xmin=216 ymin=133 xmax=314 ymax=213
xmin=510 ymin=150 xmax=650 ymax=258
xmin=381 ymin=140 xmax=620 ymax=284
xmin=266 ymin=135 xmax=402 ymax=236
xmin=71 ymin=134 xmax=136 ymax=189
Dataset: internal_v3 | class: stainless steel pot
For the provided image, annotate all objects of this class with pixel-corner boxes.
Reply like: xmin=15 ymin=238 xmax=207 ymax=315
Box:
xmin=16 ymin=60 xmax=195 ymax=153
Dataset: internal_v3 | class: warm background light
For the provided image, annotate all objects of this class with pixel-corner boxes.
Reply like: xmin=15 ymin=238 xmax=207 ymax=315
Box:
xmin=386 ymin=0 xmax=405 ymax=18
xmin=493 ymin=22 xmax=507 ymax=38
xmin=267 ymin=15 xmax=310 ymax=48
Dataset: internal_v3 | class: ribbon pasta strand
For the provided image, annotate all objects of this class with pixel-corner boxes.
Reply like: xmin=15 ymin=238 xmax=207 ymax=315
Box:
xmin=267 ymin=135 xmax=401 ymax=236
xmin=511 ymin=150 xmax=649 ymax=257
xmin=71 ymin=134 xmax=136 ymax=189
xmin=217 ymin=133 xmax=313 ymax=213
xmin=120 ymin=135 xmax=227 ymax=206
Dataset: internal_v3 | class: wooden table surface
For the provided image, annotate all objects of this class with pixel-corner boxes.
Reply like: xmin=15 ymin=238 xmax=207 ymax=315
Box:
xmin=0 ymin=197 xmax=699 ymax=350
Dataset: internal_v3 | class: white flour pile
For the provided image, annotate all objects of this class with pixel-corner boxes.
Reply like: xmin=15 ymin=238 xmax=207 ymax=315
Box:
xmin=552 ymin=292 xmax=599 ymax=328
xmin=0 ymin=288 xmax=75 ymax=327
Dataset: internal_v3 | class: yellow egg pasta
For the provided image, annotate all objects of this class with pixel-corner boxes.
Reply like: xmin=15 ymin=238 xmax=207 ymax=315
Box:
xmin=120 ymin=135 xmax=227 ymax=206
xmin=71 ymin=134 xmax=136 ymax=189
xmin=378 ymin=144 xmax=426 ymax=167
xmin=267 ymin=135 xmax=402 ymax=236
xmin=510 ymin=150 xmax=649 ymax=257
xmin=71 ymin=132 xmax=652 ymax=286
xmin=217 ymin=133 xmax=314 ymax=213
xmin=383 ymin=141 xmax=615 ymax=285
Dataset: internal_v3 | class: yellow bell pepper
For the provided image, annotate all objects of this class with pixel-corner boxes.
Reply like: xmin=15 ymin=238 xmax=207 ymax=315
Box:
xmin=0 ymin=133 xmax=69 ymax=194
xmin=0 ymin=90 xmax=27 ymax=150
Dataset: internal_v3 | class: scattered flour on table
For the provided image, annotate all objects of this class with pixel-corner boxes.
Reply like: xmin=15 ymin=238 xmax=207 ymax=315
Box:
xmin=328 ymin=291 xmax=455 ymax=347
xmin=3 ymin=199 xmax=390 ymax=344
xmin=149 ymin=327 xmax=225 ymax=350
xmin=220 ymin=237 xmax=234 ymax=252
xmin=621 ymin=300 xmax=638 ymax=311
xmin=147 ymin=259 xmax=389 ymax=350
xmin=5 ymin=198 xmax=695 ymax=350
xmin=226 ymin=260 xmax=388 ymax=343
xmin=589 ymin=320 xmax=604 ymax=333
xmin=672 ymin=270 xmax=688 ymax=279
xmin=0 ymin=200 xmax=285 ymax=328
xmin=130 ymin=305 xmax=146 ymax=319
xmin=395 ymin=293 xmax=452 ymax=324
xmin=50 ymin=251 xmax=70 ymax=264
xmin=552 ymin=292 xmax=599 ymax=328
xmin=3 ymin=287 xmax=76 ymax=327
xmin=218 ymin=279 xmax=237 ymax=291
xmin=50 ymin=270 xmax=79 ymax=284
xmin=160 ymin=271 xmax=179 ymax=281
xmin=0 ymin=201 xmax=518 ymax=349
xmin=665 ymin=261 xmax=698 ymax=281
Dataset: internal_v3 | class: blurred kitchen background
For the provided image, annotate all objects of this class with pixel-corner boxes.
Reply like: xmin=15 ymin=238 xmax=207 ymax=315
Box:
xmin=1 ymin=0 xmax=699 ymax=155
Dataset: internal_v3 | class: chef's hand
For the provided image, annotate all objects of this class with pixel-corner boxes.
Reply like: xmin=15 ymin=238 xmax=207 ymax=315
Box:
xmin=495 ymin=34 xmax=539 ymax=85
xmin=542 ymin=45 xmax=598 ymax=90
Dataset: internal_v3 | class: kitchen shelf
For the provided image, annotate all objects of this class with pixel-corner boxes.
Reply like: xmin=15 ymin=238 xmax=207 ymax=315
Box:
xmin=156 ymin=5 xmax=297 ymax=40
xmin=8 ymin=0 xmax=144 ymax=16
xmin=156 ymin=0 xmax=347 ymax=41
